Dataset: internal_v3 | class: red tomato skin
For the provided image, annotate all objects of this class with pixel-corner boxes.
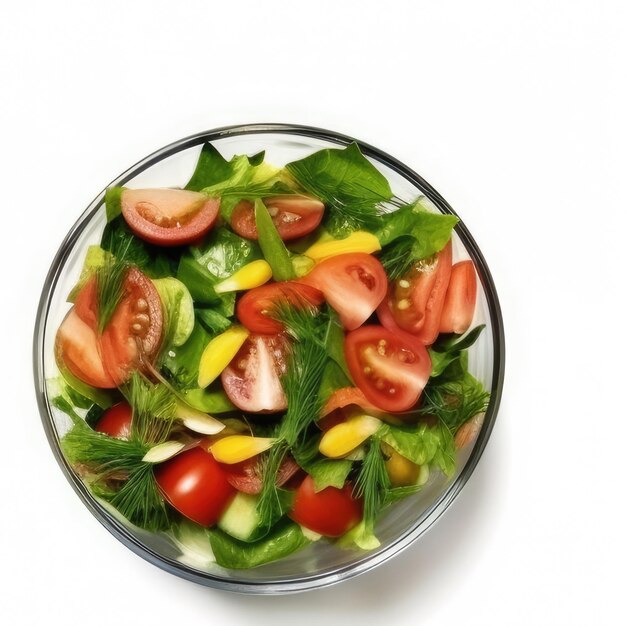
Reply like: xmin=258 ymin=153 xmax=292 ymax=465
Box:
xmin=320 ymin=386 xmax=383 ymax=417
xmin=231 ymin=195 xmax=325 ymax=241
xmin=344 ymin=325 xmax=431 ymax=413
xmin=121 ymin=189 xmax=219 ymax=247
xmin=154 ymin=448 xmax=235 ymax=527
xmin=303 ymin=253 xmax=388 ymax=330
xmin=378 ymin=242 xmax=452 ymax=345
xmin=236 ymin=282 xmax=324 ymax=334
xmin=289 ymin=476 xmax=362 ymax=537
xmin=100 ymin=267 xmax=163 ymax=385
xmin=439 ymin=261 xmax=477 ymax=334
xmin=222 ymin=455 xmax=300 ymax=494
xmin=95 ymin=402 xmax=132 ymax=439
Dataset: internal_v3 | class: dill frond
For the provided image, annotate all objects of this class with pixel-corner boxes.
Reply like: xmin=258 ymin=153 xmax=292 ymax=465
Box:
xmin=354 ymin=438 xmax=391 ymax=532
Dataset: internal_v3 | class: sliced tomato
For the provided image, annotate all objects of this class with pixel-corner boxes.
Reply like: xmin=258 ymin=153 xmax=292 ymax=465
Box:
xmin=231 ymin=195 xmax=324 ymax=241
xmin=95 ymin=402 xmax=132 ymax=439
xmin=236 ymin=282 xmax=324 ymax=334
xmin=100 ymin=268 xmax=163 ymax=385
xmin=321 ymin=387 xmax=383 ymax=417
xmin=223 ymin=455 xmax=300 ymax=494
xmin=154 ymin=447 xmax=235 ymax=527
xmin=378 ymin=242 xmax=452 ymax=345
xmin=345 ymin=325 xmax=431 ymax=412
xmin=302 ymin=253 xmax=387 ymax=330
xmin=289 ymin=476 xmax=362 ymax=537
xmin=121 ymin=188 xmax=219 ymax=247
xmin=439 ymin=260 xmax=477 ymax=334
xmin=55 ymin=308 xmax=116 ymax=388
xmin=221 ymin=334 xmax=287 ymax=413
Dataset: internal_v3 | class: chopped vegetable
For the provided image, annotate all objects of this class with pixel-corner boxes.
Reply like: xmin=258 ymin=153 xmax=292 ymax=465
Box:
xmin=197 ymin=326 xmax=250 ymax=388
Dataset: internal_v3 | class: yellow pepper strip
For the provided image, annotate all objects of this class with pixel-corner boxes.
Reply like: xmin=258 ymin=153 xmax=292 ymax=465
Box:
xmin=319 ymin=414 xmax=382 ymax=458
xmin=304 ymin=231 xmax=381 ymax=262
xmin=210 ymin=435 xmax=276 ymax=464
xmin=174 ymin=401 xmax=225 ymax=435
xmin=214 ymin=260 xmax=272 ymax=293
xmin=197 ymin=326 xmax=250 ymax=388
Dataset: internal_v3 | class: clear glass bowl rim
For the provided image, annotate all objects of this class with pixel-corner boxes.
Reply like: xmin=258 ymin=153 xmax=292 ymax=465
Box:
xmin=32 ymin=123 xmax=505 ymax=594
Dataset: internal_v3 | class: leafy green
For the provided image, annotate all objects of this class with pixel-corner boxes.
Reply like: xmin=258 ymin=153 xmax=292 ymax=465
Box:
xmin=209 ymin=521 xmax=310 ymax=569
xmin=153 ymin=277 xmax=195 ymax=348
xmin=286 ymin=143 xmax=392 ymax=236
xmin=84 ymin=404 xmax=105 ymax=429
xmin=185 ymin=143 xmax=235 ymax=191
xmin=52 ymin=368 xmax=116 ymax=410
xmin=323 ymin=308 xmax=352 ymax=381
xmin=376 ymin=199 xmax=459 ymax=280
xmin=67 ymin=245 xmax=111 ymax=302
xmin=181 ymin=387 xmax=236 ymax=413
xmin=255 ymin=199 xmax=296 ymax=281
xmin=194 ymin=306 xmax=232 ymax=336
xmin=160 ymin=322 xmax=211 ymax=390
xmin=306 ymin=458 xmax=353 ymax=492
xmin=105 ymin=186 xmax=125 ymax=222
xmin=429 ymin=324 xmax=486 ymax=378
xmin=430 ymin=423 xmax=457 ymax=477
xmin=319 ymin=360 xmax=352 ymax=402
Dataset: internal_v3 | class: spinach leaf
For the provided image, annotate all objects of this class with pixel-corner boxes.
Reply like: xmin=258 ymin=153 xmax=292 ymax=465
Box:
xmin=209 ymin=521 xmax=310 ymax=569
xmin=105 ymin=186 xmax=125 ymax=222
xmin=286 ymin=143 xmax=392 ymax=236
xmin=185 ymin=143 xmax=235 ymax=191
xmin=428 ymin=324 xmax=486 ymax=378
xmin=160 ymin=322 xmax=210 ymax=390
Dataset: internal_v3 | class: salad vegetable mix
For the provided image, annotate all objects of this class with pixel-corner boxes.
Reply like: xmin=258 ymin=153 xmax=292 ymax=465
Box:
xmin=51 ymin=142 xmax=489 ymax=569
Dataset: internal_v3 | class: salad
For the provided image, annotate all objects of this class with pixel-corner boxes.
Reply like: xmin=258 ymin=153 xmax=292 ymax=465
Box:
xmin=51 ymin=141 xmax=490 ymax=570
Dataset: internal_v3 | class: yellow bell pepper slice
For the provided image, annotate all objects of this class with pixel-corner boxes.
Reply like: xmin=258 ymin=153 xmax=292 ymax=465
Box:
xmin=319 ymin=414 xmax=382 ymax=458
xmin=304 ymin=231 xmax=381 ymax=262
xmin=210 ymin=435 xmax=276 ymax=464
xmin=214 ymin=260 xmax=272 ymax=293
xmin=197 ymin=326 xmax=249 ymax=388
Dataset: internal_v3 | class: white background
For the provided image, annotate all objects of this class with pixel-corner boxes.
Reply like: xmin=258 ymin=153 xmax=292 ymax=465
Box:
xmin=1 ymin=1 xmax=624 ymax=624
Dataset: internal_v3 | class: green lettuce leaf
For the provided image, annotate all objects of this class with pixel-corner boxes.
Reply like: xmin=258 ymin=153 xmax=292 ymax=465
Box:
xmin=305 ymin=458 xmax=353 ymax=492
xmin=153 ymin=277 xmax=195 ymax=348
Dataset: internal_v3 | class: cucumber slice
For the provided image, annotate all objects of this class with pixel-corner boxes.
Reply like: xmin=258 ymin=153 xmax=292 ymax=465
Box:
xmin=218 ymin=492 xmax=261 ymax=542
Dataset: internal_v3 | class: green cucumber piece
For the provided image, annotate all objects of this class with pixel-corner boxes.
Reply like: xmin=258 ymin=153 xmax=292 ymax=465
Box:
xmin=218 ymin=492 xmax=261 ymax=542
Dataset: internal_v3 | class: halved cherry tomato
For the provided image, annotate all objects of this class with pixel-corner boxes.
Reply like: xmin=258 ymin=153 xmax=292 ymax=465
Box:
xmin=222 ymin=455 xmax=300 ymax=494
xmin=221 ymin=334 xmax=287 ymax=413
xmin=121 ymin=188 xmax=219 ymax=247
xmin=236 ymin=282 xmax=324 ymax=334
xmin=55 ymin=309 xmax=116 ymax=388
xmin=344 ymin=325 xmax=431 ymax=412
xmin=154 ymin=447 xmax=235 ymax=527
xmin=439 ymin=260 xmax=477 ymax=334
xmin=289 ymin=476 xmax=362 ymax=537
xmin=302 ymin=253 xmax=387 ymax=330
xmin=377 ymin=242 xmax=452 ymax=345
xmin=95 ymin=402 xmax=132 ymax=439
xmin=99 ymin=268 xmax=163 ymax=385
xmin=231 ymin=195 xmax=324 ymax=241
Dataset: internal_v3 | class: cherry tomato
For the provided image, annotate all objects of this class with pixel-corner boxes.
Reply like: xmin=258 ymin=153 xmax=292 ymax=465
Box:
xmin=221 ymin=334 xmax=287 ymax=413
xmin=439 ymin=260 xmax=477 ymax=334
xmin=95 ymin=402 xmax=132 ymax=439
xmin=231 ymin=195 xmax=324 ymax=241
xmin=121 ymin=188 xmax=219 ymax=247
xmin=236 ymin=282 xmax=324 ymax=334
xmin=344 ymin=325 xmax=431 ymax=412
xmin=289 ymin=476 xmax=362 ymax=537
xmin=377 ymin=242 xmax=452 ymax=345
xmin=55 ymin=309 xmax=116 ymax=388
xmin=302 ymin=253 xmax=387 ymax=330
xmin=222 ymin=455 xmax=300 ymax=494
xmin=99 ymin=268 xmax=163 ymax=385
xmin=154 ymin=447 xmax=235 ymax=527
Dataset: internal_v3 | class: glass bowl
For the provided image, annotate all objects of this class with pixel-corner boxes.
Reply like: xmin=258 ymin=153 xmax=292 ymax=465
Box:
xmin=33 ymin=123 xmax=505 ymax=594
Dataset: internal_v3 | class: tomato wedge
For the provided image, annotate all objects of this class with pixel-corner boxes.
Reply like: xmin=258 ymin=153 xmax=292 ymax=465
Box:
xmin=439 ymin=260 xmax=477 ymax=334
xmin=231 ymin=195 xmax=324 ymax=241
xmin=289 ymin=476 xmax=362 ymax=537
xmin=95 ymin=402 xmax=132 ymax=439
xmin=344 ymin=325 xmax=431 ymax=412
xmin=99 ymin=268 xmax=163 ymax=385
xmin=221 ymin=334 xmax=287 ymax=413
xmin=222 ymin=455 xmax=300 ymax=494
xmin=377 ymin=242 xmax=452 ymax=345
xmin=236 ymin=282 xmax=324 ymax=334
xmin=303 ymin=253 xmax=387 ymax=330
xmin=121 ymin=188 xmax=219 ymax=246
xmin=154 ymin=447 xmax=235 ymax=527
xmin=55 ymin=308 xmax=116 ymax=388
